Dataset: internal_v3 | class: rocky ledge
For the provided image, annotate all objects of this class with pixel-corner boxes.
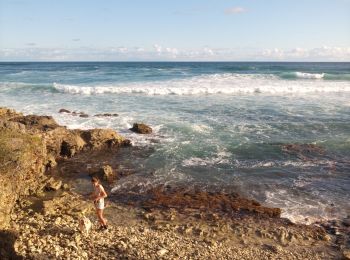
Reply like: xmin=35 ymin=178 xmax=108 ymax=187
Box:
xmin=0 ymin=107 xmax=130 ymax=230
xmin=0 ymin=107 xmax=349 ymax=259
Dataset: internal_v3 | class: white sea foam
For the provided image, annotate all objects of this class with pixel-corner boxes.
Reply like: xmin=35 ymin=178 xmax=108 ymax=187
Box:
xmin=294 ymin=72 xmax=325 ymax=79
xmin=52 ymin=73 xmax=350 ymax=96
xmin=264 ymin=190 xmax=347 ymax=224
xmin=182 ymin=150 xmax=232 ymax=167
xmin=232 ymin=159 xmax=335 ymax=169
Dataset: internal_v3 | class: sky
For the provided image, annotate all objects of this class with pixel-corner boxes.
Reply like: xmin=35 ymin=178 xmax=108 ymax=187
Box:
xmin=0 ymin=0 xmax=349 ymax=61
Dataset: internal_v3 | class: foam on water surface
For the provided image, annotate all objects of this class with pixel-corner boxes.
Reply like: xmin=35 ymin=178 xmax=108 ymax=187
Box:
xmin=1 ymin=62 xmax=350 ymax=224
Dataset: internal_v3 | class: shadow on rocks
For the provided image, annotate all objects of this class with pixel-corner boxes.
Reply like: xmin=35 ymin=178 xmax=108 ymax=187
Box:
xmin=0 ymin=230 xmax=23 ymax=260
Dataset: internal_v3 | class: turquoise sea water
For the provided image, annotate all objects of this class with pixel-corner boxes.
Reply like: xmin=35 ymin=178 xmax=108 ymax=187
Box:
xmin=1 ymin=62 xmax=349 ymax=223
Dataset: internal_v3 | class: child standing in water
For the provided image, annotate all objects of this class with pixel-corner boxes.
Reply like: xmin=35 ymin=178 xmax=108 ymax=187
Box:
xmin=91 ymin=177 xmax=108 ymax=229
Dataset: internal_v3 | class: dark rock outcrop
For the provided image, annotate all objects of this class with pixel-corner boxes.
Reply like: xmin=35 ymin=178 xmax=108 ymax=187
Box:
xmin=281 ymin=143 xmax=325 ymax=160
xmin=130 ymin=123 xmax=152 ymax=134
xmin=114 ymin=185 xmax=281 ymax=218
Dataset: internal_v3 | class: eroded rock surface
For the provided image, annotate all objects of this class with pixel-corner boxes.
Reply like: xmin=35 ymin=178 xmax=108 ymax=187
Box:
xmin=0 ymin=107 xmax=129 ymax=229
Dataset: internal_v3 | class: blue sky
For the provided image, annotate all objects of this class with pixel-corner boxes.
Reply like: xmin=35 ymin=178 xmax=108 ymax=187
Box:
xmin=0 ymin=0 xmax=349 ymax=61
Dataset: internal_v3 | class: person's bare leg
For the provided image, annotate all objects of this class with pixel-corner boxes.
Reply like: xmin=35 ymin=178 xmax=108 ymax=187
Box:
xmin=96 ymin=209 xmax=107 ymax=226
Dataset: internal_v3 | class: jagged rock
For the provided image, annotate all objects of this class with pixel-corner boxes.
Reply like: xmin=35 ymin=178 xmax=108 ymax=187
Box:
xmin=343 ymin=249 xmax=350 ymax=260
xmin=101 ymin=165 xmax=115 ymax=182
xmin=130 ymin=123 xmax=152 ymax=134
xmin=46 ymin=154 xmax=57 ymax=169
xmin=59 ymin=109 xmax=71 ymax=113
xmin=157 ymin=248 xmax=168 ymax=257
xmin=60 ymin=137 xmax=85 ymax=157
xmin=91 ymin=165 xmax=116 ymax=183
xmin=0 ymin=107 xmax=129 ymax=228
xmin=263 ymin=244 xmax=282 ymax=253
xmin=0 ymin=120 xmax=26 ymax=132
xmin=45 ymin=178 xmax=62 ymax=191
xmin=0 ymin=107 xmax=23 ymax=119
xmin=79 ymin=129 xmax=126 ymax=149
xmin=10 ymin=115 xmax=59 ymax=132
xmin=0 ymin=128 xmax=47 ymax=228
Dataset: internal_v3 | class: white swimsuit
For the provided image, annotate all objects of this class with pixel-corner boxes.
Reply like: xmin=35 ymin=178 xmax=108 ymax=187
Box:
xmin=93 ymin=184 xmax=105 ymax=209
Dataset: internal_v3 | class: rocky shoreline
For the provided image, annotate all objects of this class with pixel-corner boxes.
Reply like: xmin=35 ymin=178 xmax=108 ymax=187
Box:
xmin=0 ymin=107 xmax=349 ymax=259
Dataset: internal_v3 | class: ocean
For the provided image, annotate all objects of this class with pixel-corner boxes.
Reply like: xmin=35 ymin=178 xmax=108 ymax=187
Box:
xmin=0 ymin=62 xmax=349 ymax=224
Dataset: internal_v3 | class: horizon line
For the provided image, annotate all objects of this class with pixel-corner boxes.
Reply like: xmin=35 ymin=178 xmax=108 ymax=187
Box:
xmin=0 ymin=60 xmax=349 ymax=63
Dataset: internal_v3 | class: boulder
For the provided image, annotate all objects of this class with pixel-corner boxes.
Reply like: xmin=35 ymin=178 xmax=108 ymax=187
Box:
xmin=79 ymin=129 xmax=126 ymax=149
xmin=101 ymin=165 xmax=115 ymax=182
xmin=130 ymin=123 xmax=152 ymax=134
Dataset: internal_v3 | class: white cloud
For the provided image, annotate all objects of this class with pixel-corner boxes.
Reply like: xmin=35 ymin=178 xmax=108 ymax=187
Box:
xmin=0 ymin=46 xmax=349 ymax=61
xmin=259 ymin=46 xmax=350 ymax=61
xmin=224 ymin=7 xmax=246 ymax=15
xmin=153 ymin=44 xmax=162 ymax=54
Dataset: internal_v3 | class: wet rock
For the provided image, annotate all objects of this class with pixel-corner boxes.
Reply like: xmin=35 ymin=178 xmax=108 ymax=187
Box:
xmin=94 ymin=113 xmax=119 ymax=117
xmin=130 ymin=123 xmax=152 ymax=134
xmin=137 ymin=186 xmax=281 ymax=218
xmin=343 ymin=217 xmax=350 ymax=227
xmin=59 ymin=109 xmax=71 ymax=113
xmin=79 ymin=113 xmax=89 ymax=118
xmin=281 ymin=143 xmax=325 ymax=160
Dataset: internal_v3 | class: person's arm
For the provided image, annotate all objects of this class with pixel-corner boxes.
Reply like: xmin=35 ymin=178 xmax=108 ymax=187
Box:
xmin=94 ymin=185 xmax=107 ymax=201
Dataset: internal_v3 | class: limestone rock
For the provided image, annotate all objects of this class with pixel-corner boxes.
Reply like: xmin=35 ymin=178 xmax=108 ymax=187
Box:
xmin=45 ymin=178 xmax=62 ymax=191
xmin=130 ymin=123 xmax=152 ymax=134
xmin=157 ymin=248 xmax=168 ymax=257
xmin=79 ymin=129 xmax=126 ymax=149
xmin=101 ymin=165 xmax=115 ymax=182
xmin=10 ymin=115 xmax=59 ymax=132
xmin=343 ymin=249 xmax=350 ymax=260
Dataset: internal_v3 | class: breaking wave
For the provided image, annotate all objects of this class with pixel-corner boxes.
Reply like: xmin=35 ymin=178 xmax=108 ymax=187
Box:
xmin=52 ymin=73 xmax=350 ymax=95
